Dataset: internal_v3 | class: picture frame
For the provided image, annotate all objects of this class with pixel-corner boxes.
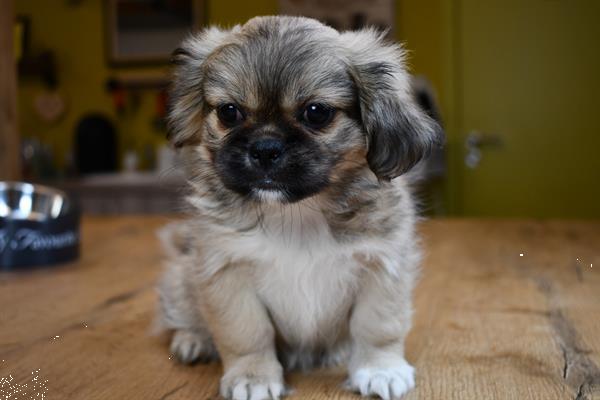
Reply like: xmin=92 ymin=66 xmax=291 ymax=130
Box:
xmin=279 ymin=0 xmax=394 ymax=37
xmin=105 ymin=0 xmax=204 ymax=66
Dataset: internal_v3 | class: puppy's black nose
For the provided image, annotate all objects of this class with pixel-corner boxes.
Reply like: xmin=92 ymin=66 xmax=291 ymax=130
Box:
xmin=249 ymin=138 xmax=284 ymax=169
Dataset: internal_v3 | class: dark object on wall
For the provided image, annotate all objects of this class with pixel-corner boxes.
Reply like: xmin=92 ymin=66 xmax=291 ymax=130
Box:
xmin=19 ymin=51 xmax=59 ymax=88
xmin=0 ymin=182 xmax=80 ymax=270
xmin=74 ymin=114 xmax=118 ymax=174
xmin=14 ymin=15 xmax=31 ymax=61
xmin=16 ymin=17 xmax=58 ymax=89
xmin=104 ymin=0 xmax=204 ymax=65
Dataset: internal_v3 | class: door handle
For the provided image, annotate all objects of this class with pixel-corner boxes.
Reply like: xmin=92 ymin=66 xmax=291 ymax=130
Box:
xmin=464 ymin=131 xmax=503 ymax=168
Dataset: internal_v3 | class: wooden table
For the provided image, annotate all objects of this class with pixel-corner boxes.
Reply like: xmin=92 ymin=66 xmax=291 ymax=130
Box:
xmin=1 ymin=217 xmax=599 ymax=399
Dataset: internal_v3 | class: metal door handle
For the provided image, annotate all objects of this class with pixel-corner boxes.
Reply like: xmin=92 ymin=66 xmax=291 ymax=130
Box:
xmin=465 ymin=131 xmax=503 ymax=168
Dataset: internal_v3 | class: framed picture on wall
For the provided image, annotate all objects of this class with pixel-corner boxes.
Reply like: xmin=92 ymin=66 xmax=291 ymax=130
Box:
xmin=279 ymin=0 xmax=394 ymax=37
xmin=105 ymin=0 xmax=204 ymax=65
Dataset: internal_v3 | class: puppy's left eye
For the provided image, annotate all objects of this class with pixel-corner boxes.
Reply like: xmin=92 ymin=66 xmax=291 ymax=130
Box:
xmin=301 ymin=103 xmax=335 ymax=129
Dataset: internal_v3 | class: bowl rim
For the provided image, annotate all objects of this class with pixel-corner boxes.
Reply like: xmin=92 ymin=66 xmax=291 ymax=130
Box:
xmin=0 ymin=181 xmax=72 ymax=221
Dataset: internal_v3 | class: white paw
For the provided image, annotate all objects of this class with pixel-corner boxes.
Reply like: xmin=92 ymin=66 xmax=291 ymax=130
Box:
xmin=347 ymin=361 xmax=415 ymax=400
xmin=169 ymin=329 xmax=216 ymax=364
xmin=220 ymin=376 xmax=286 ymax=400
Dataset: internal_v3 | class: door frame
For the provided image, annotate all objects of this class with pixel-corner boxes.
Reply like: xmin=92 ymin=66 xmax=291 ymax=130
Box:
xmin=0 ymin=0 xmax=21 ymax=181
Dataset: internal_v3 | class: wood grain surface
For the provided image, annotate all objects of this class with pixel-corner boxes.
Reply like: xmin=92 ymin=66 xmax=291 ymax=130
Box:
xmin=1 ymin=217 xmax=599 ymax=399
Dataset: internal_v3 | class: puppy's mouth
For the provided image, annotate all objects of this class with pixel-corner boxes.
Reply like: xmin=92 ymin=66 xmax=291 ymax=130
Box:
xmin=254 ymin=177 xmax=278 ymax=190
xmin=250 ymin=179 xmax=289 ymax=203
xmin=250 ymin=181 xmax=328 ymax=204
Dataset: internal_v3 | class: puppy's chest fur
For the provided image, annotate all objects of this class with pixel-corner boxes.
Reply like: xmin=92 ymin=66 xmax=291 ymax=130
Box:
xmin=228 ymin=204 xmax=362 ymax=348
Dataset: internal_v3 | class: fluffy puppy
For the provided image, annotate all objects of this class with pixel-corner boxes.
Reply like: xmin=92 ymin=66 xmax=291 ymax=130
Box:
xmin=157 ymin=16 xmax=440 ymax=400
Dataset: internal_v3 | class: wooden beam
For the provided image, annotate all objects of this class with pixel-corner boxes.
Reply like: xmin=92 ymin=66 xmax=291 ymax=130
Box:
xmin=0 ymin=0 xmax=21 ymax=181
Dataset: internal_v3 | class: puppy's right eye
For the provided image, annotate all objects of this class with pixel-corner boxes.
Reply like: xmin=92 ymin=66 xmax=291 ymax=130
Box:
xmin=217 ymin=103 xmax=244 ymax=127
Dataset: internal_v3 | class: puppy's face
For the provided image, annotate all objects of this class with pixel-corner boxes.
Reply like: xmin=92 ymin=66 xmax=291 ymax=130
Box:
xmin=169 ymin=17 xmax=440 ymax=203
xmin=202 ymin=32 xmax=359 ymax=203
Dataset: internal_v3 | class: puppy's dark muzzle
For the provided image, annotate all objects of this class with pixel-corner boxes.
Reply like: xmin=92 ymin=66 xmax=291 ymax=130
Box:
xmin=249 ymin=138 xmax=285 ymax=170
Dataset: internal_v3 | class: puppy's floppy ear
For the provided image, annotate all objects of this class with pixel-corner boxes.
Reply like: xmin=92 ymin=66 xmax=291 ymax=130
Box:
xmin=340 ymin=29 xmax=442 ymax=180
xmin=167 ymin=27 xmax=237 ymax=148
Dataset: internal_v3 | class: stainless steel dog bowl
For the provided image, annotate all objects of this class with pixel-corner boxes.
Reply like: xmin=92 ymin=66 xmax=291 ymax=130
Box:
xmin=0 ymin=182 xmax=80 ymax=269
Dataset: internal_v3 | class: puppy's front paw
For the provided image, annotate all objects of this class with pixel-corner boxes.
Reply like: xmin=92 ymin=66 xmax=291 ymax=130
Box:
xmin=169 ymin=329 xmax=217 ymax=364
xmin=220 ymin=375 xmax=285 ymax=400
xmin=347 ymin=360 xmax=415 ymax=400
xmin=220 ymin=358 xmax=286 ymax=400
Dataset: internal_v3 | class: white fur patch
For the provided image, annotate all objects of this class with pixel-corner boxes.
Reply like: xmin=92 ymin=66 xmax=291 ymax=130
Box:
xmin=170 ymin=329 xmax=214 ymax=364
xmin=254 ymin=189 xmax=285 ymax=204
xmin=348 ymin=361 xmax=415 ymax=400
xmin=237 ymin=201 xmax=360 ymax=346
xmin=221 ymin=377 xmax=285 ymax=400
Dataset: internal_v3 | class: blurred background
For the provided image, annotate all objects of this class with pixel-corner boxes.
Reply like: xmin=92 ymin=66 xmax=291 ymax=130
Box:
xmin=1 ymin=0 xmax=599 ymax=218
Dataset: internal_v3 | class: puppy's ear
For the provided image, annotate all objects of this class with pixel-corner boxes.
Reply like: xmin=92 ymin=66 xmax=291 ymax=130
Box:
xmin=341 ymin=29 xmax=442 ymax=180
xmin=167 ymin=27 xmax=237 ymax=148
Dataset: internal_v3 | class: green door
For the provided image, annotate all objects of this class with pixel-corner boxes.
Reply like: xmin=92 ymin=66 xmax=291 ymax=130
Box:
xmin=455 ymin=0 xmax=600 ymax=217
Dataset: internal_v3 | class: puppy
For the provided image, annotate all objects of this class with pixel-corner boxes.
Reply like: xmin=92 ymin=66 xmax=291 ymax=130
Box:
xmin=157 ymin=16 xmax=440 ymax=400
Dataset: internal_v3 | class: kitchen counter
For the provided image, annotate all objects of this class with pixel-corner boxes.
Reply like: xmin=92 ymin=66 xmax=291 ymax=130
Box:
xmin=1 ymin=217 xmax=599 ymax=399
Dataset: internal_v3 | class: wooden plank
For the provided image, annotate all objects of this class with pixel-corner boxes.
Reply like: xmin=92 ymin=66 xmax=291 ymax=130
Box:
xmin=0 ymin=218 xmax=599 ymax=399
xmin=0 ymin=0 xmax=20 ymax=181
xmin=408 ymin=220 xmax=599 ymax=399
